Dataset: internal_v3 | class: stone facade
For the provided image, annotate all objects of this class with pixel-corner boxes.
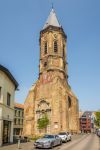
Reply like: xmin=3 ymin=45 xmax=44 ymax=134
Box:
xmin=24 ymin=9 xmax=79 ymax=136
xmin=0 ymin=65 xmax=18 ymax=146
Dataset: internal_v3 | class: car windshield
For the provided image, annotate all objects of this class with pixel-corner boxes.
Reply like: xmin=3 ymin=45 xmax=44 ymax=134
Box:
xmin=43 ymin=135 xmax=54 ymax=138
xmin=59 ymin=132 xmax=66 ymax=135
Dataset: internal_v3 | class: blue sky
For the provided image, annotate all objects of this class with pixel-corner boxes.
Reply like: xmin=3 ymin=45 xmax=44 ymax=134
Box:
xmin=0 ymin=0 xmax=100 ymax=111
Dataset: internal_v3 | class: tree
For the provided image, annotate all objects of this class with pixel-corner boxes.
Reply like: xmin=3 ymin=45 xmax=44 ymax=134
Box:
xmin=37 ymin=114 xmax=49 ymax=132
xmin=95 ymin=112 xmax=100 ymax=128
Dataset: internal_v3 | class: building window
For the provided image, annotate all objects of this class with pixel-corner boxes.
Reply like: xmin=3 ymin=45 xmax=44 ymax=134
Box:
xmin=54 ymin=41 xmax=58 ymax=52
xmin=16 ymin=129 xmax=20 ymax=135
xmin=0 ymin=87 xmax=1 ymax=100
xmin=68 ymin=96 xmax=71 ymax=108
xmin=44 ymin=62 xmax=47 ymax=67
xmin=44 ymin=42 xmax=47 ymax=54
xmin=18 ymin=111 xmax=20 ymax=117
xmin=81 ymin=118 xmax=86 ymax=121
xmin=22 ymin=119 xmax=23 ymax=125
xmin=14 ymin=119 xmax=17 ymax=125
xmin=63 ymin=45 xmax=65 ymax=57
xmin=22 ymin=111 xmax=24 ymax=117
xmin=7 ymin=93 xmax=11 ymax=106
xmin=18 ymin=119 xmax=20 ymax=125
xmin=15 ymin=110 xmax=17 ymax=116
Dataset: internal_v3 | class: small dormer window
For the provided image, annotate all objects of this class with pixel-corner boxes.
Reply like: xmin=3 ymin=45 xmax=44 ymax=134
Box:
xmin=44 ymin=42 xmax=47 ymax=54
xmin=54 ymin=41 xmax=58 ymax=53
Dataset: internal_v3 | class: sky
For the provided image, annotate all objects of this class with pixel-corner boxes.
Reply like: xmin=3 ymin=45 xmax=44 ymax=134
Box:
xmin=0 ymin=0 xmax=100 ymax=111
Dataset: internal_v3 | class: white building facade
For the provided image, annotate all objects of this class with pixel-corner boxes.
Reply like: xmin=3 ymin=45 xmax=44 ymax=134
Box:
xmin=0 ymin=65 xmax=18 ymax=146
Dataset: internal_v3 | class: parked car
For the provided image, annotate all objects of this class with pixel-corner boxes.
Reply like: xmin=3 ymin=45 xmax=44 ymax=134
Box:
xmin=58 ymin=132 xmax=71 ymax=143
xmin=34 ymin=134 xmax=62 ymax=149
xmin=97 ymin=129 xmax=100 ymax=137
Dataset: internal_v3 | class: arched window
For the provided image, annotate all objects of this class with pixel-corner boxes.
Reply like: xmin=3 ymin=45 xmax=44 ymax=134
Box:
xmin=54 ymin=41 xmax=58 ymax=52
xmin=44 ymin=42 xmax=47 ymax=54
xmin=63 ymin=44 xmax=65 ymax=57
xmin=44 ymin=62 xmax=47 ymax=67
xmin=68 ymin=96 xmax=71 ymax=108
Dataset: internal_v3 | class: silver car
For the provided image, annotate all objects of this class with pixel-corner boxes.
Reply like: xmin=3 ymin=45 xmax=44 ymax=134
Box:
xmin=58 ymin=132 xmax=71 ymax=142
xmin=34 ymin=134 xmax=62 ymax=149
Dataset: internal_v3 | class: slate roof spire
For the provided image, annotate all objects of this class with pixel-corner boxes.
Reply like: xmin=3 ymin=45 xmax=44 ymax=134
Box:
xmin=43 ymin=8 xmax=61 ymax=29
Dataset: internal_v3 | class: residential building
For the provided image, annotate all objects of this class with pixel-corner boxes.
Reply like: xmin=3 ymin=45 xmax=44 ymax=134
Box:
xmin=13 ymin=103 xmax=24 ymax=136
xmin=80 ymin=111 xmax=95 ymax=133
xmin=0 ymin=65 xmax=18 ymax=146
xmin=24 ymin=8 xmax=79 ymax=136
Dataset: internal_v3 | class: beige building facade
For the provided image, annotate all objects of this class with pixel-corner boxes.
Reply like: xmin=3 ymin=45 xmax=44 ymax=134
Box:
xmin=0 ymin=65 xmax=18 ymax=146
xmin=13 ymin=103 xmax=24 ymax=136
xmin=24 ymin=8 xmax=79 ymax=136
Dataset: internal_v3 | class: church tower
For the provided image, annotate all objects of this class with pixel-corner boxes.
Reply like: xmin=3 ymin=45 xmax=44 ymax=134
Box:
xmin=39 ymin=8 xmax=68 ymax=82
xmin=24 ymin=8 xmax=79 ymax=136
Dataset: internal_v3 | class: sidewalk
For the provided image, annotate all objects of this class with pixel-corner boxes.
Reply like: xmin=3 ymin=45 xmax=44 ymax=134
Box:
xmin=0 ymin=141 xmax=34 ymax=150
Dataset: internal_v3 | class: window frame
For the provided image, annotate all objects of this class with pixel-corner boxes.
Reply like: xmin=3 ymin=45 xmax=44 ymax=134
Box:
xmin=18 ymin=111 xmax=20 ymax=117
xmin=68 ymin=96 xmax=71 ymax=108
xmin=18 ymin=119 xmax=20 ymax=125
xmin=63 ymin=44 xmax=65 ymax=57
xmin=44 ymin=62 xmax=47 ymax=67
xmin=0 ymin=87 xmax=2 ymax=100
xmin=54 ymin=41 xmax=58 ymax=53
xmin=15 ymin=110 xmax=17 ymax=116
xmin=44 ymin=42 xmax=48 ymax=54
xmin=14 ymin=118 xmax=17 ymax=125
xmin=7 ymin=92 xmax=11 ymax=106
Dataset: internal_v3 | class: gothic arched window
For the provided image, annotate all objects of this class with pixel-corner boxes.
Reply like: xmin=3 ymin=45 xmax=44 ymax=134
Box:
xmin=54 ymin=41 xmax=58 ymax=53
xmin=63 ymin=44 xmax=65 ymax=57
xmin=68 ymin=96 xmax=71 ymax=108
xmin=44 ymin=42 xmax=47 ymax=54
xmin=44 ymin=62 xmax=47 ymax=67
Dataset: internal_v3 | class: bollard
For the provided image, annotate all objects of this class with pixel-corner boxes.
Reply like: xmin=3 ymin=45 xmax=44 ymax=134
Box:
xmin=18 ymin=139 xmax=20 ymax=149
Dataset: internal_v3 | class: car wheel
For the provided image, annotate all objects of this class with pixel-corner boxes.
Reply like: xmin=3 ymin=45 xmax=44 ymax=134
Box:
xmin=50 ymin=143 xmax=53 ymax=149
xmin=60 ymin=140 xmax=62 ymax=145
xmin=65 ymin=138 xmax=67 ymax=143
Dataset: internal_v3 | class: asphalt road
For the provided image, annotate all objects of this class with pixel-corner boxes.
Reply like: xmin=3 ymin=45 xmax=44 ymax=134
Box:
xmin=52 ymin=134 xmax=100 ymax=150
xmin=0 ymin=134 xmax=100 ymax=150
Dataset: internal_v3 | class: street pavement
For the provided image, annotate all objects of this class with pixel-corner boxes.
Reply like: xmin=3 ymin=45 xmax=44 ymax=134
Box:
xmin=0 ymin=134 xmax=100 ymax=150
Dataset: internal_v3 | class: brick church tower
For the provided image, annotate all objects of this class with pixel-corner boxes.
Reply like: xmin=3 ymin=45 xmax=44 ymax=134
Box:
xmin=24 ymin=8 xmax=79 ymax=136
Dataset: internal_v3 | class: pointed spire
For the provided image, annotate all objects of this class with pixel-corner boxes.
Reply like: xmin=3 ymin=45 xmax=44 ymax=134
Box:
xmin=43 ymin=8 xmax=61 ymax=29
